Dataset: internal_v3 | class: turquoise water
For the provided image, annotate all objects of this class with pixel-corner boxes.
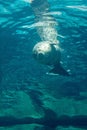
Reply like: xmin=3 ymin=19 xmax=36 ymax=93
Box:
xmin=0 ymin=0 xmax=87 ymax=130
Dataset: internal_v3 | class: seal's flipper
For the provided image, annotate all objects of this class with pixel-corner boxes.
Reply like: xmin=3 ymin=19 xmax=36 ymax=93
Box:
xmin=48 ymin=63 xmax=70 ymax=76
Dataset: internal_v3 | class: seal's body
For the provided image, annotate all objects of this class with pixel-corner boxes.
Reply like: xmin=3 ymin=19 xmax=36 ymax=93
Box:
xmin=29 ymin=0 xmax=69 ymax=76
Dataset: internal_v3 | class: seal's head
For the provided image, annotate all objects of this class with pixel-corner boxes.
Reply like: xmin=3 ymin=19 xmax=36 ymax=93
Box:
xmin=32 ymin=41 xmax=61 ymax=65
xmin=32 ymin=41 xmax=70 ymax=76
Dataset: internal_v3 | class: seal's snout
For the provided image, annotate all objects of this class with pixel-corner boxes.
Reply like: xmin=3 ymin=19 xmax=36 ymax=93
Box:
xmin=38 ymin=52 xmax=44 ymax=59
xmin=32 ymin=51 xmax=44 ymax=60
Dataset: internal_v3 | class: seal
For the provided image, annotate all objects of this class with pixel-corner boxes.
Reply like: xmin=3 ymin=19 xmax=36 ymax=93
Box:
xmin=32 ymin=41 xmax=69 ymax=76
xmin=29 ymin=0 xmax=70 ymax=76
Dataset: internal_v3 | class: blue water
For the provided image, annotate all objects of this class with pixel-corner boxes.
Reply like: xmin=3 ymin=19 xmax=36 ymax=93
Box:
xmin=0 ymin=0 xmax=87 ymax=129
